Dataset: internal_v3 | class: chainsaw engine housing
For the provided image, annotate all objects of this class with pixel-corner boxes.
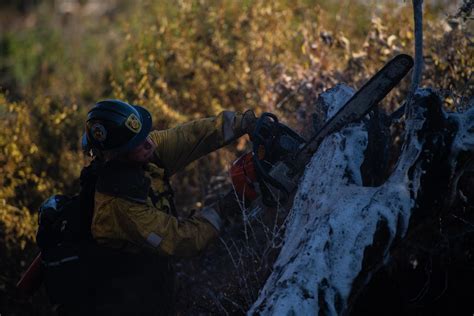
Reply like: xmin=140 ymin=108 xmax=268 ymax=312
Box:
xmin=230 ymin=113 xmax=306 ymax=207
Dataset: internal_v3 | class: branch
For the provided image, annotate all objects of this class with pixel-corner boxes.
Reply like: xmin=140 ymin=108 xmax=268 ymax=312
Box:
xmin=405 ymin=0 xmax=424 ymax=120
xmin=411 ymin=0 xmax=424 ymax=90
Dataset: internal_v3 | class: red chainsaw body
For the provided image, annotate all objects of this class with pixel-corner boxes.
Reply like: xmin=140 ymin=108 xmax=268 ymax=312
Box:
xmin=230 ymin=152 xmax=259 ymax=203
xmin=230 ymin=113 xmax=307 ymax=207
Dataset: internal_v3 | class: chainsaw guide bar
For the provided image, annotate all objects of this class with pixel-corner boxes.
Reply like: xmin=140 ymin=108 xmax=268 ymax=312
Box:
xmin=270 ymin=54 xmax=414 ymax=199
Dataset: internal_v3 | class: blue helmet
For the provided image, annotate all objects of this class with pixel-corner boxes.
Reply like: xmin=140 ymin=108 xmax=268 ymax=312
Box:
xmin=82 ymin=100 xmax=152 ymax=153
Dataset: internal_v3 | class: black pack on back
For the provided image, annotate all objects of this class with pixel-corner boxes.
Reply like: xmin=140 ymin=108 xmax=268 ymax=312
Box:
xmin=36 ymin=161 xmax=99 ymax=305
xmin=37 ymin=195 xmax=84 ymax=249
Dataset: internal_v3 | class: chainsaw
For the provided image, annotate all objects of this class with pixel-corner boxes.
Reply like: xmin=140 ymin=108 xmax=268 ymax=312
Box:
xmin=230 ymin=54 xmax=414 ymax=207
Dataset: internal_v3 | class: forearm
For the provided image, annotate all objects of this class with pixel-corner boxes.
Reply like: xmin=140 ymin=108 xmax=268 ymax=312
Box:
xmin=92 ymin=193 xmax=223 ymax=257
xmin=149 ymin=111 xmax=247 ymax=174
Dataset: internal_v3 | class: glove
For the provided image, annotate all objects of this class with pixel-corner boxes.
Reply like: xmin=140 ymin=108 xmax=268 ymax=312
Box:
xmin=203 ymin=189 xmax=245 ymax=225
xmin=216 ymin=190 xmax=246 ymax=219
xmin=240 ymin=110 xmax=257 ymax=135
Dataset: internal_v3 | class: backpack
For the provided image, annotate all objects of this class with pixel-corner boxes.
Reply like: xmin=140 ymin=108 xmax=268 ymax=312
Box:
xmin=36 ymin=159 xmax=176 ymax=313
xmin=36 ymin=160 xmax=99 ymax=305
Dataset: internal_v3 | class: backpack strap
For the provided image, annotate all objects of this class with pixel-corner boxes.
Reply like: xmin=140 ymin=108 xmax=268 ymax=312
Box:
xmin=96 ymin=160 xmax=151 ymax=204
xmin=79 ymin=159 xmax=101 ymax=239
xmin=150 ymin=153 xmax=177 ymax=216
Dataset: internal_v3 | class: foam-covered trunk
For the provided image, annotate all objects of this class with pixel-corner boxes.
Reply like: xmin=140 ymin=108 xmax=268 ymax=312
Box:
xmin=249 ymin=85 xmax=474 ymax=315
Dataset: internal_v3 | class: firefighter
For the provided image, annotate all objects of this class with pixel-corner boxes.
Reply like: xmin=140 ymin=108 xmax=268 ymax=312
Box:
xmin=79 ymin=99 xmax=256 ymax=315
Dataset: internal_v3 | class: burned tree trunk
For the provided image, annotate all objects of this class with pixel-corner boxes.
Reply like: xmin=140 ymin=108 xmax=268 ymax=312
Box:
xmin=249 ymin=85 xmax=474 ymax=315
xmin=360 ymin=106 xmax=392 ymax=187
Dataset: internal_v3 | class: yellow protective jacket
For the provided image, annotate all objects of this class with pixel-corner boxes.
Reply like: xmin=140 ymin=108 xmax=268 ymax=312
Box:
xmin=91 ymin=111 xmax=246 ymax=257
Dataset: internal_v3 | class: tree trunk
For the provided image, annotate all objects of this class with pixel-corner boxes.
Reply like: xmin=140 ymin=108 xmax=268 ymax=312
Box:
xmin=249 ymin=85 xmax=474 ymax=315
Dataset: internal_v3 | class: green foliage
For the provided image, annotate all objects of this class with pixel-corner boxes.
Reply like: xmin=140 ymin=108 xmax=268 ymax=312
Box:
xmin=0 ymin=1 xmax=124 ymax=100
xmin=111 ymin=0 xmax=314 ymax=125
xmin=0 ymin=94 xmax=84 ymax=209
xmin=0 ymin=204 xmax=36 ymax=268
xmin=424 ymin=21 xmax=473 ymax=109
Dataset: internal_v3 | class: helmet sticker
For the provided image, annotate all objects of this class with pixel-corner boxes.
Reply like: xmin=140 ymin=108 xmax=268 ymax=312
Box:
xmin=91 ymin=123 xmax=107 ymax=142
xmin=125 ymin=114 xmax=142 ymax=133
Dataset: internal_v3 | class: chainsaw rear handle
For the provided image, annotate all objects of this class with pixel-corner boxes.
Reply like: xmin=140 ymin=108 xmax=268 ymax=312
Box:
xmin=251 ymin=113 xmax=290 ymax=193
xmin=251 ymin=113 xmax=305 ymax=150
xmin=251 ymin=112 xmax=277 ymax=145
xmin=250 ymin=113 xmax=306 ymax=207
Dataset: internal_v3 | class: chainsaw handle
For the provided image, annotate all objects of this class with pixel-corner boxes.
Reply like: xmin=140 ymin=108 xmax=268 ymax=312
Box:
xmin=251 ymin=112 xmax=279 ymax=167
xmin=252 ymin=112 xmax=305 ymax=148
xmin=251 ymin=113 xmax=291 ymax=194
xmin=251 ymin=112 xmax=278 ymax=144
